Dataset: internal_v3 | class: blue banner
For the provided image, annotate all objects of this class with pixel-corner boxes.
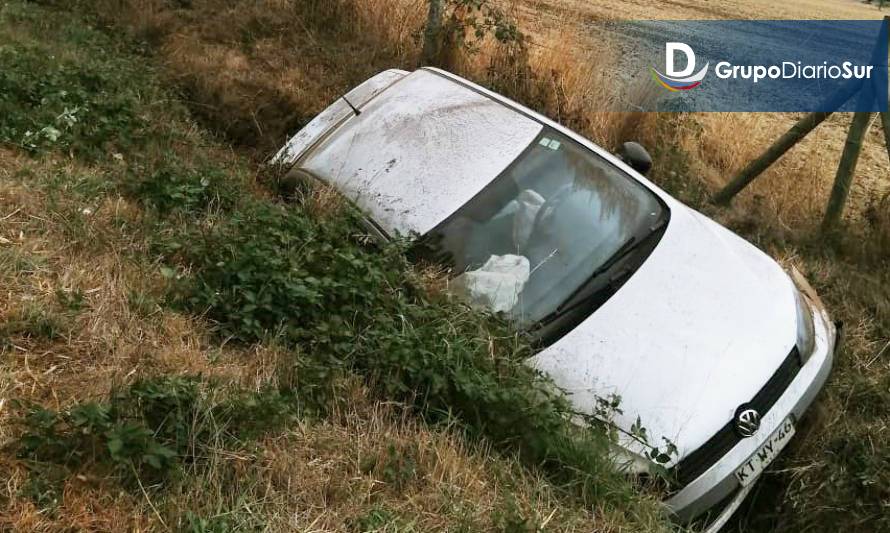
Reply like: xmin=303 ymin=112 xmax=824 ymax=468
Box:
xmin=601 ymin=19 xmax=888 ymax=112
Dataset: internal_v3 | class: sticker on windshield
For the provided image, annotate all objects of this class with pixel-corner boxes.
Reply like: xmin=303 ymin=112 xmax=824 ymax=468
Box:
xmin=539 ymin=137 xmax=561 ymax=150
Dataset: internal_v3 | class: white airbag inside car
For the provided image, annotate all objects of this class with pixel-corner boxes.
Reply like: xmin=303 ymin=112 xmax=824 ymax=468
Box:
xmin=451 ymin=254 xmax=530 ymax=313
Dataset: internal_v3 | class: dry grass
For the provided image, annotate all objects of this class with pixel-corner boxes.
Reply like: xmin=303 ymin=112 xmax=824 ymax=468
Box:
xmin=0 ymin=462 xmax=153 ymax=532
xmin=0 ymin=3 xmax=663 ymax=530
xmin=521 ymin=31 xmax=661 ymax=148
xmin=1 ymin=397 xmax=643 ymax=531
xmin=685 ymin=112 xmax=890 ymax=233
xmin=149 ymin=400 xmax=643 ymax=532
xmin=86 ymin=0 xmax=425 ymax=153
xmin=527 ymin=0 xmax=889 ymax=22
xmin=438 ymin=24 xmax=660 ymax=152
xmin=0 ymin=162 xmax=251 ymax=428
xmin=2 ymin=383 xmax=636 ymax=531
xmin=4 ymin=0 xmax=888 ymax=531
xmin=504 ymin=1 xmax=890 ymax=240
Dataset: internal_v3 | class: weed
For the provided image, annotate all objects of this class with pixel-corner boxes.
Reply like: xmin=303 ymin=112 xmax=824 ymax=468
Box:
xmin=18 ymin=467 xmax=64 ymax=513
xmin=434 ymin=0 xmax=521 ymax=61
xmin=126 ymin=375 xmax=201 ymax=452
xmin=375 ymin=442 xmax=419 ymax=491
xmin=493 ymin=495 xmax=539 ymax=533
xmin=651 ymin=144 xmax=711 ymax=208
xmin=212 ymin=387 xmax=300 ymax=441
xmin=164 ymin=201 xmax=397 ymax=347
xmin=857 ymin=190 xmax=890 ymax=262
xmin=107 ymin=423 xmax=178 ymax=472
xmin=163 ymin=199 xmax=635 ymax=508
xmin=55 ymin=288 xmax=87 ymax=312
xmin=822 ymin=427 xmax=890 ymax=517
xmin=0 ymin=44 xmax=146 ymax=159
xmin=352 ymin=504 xmax=415 ymax=532
xmin=38 ymin=168 xmax=115 ymax=201
xmin=181 ymin=512 xmax=240 ymax=533
xmin=129 ymin=162 xmax=239 ymax=215
xmin=44 ymin=193 xmax=108 ymax=252
xmin=0 ymin=305 xmax=67 ymax=345
xmin=20 ymin=399 xmax=177 ymax=479
xmin=293 ymin=0 xmax=361 ymax=37
xmin=0 ymin=248 xmax=45 ymax=276
xmin=15 ymin=375 xmax=302 ymax=488
xmin=127 ymin=289 xmax=162 ymax=317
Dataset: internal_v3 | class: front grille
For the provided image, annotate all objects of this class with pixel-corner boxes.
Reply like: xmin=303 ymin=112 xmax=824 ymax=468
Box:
xmin=671 ymin=347 xmax=802 ymax=487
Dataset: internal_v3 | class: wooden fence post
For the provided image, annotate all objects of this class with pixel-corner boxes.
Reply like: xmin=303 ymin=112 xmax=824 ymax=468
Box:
xmin=712 ymin=112 xmax=833 ymax=205
xmin=874 ymin=16 xmax=889 ymax=162
xmin=881 ymin=112 xmax=890 ymax=163
xmin=711 ymin=74 xmax=864 ymax=205
xmin=422 ymin=0 xmax=444 ymax=65
xmin=713 ymin=17 xmax=887 ymax=206
xmin=822 ymin=111 xmax=874 ymax=231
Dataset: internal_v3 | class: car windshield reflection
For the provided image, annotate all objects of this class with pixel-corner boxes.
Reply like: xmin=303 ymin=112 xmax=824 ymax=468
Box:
xmin=413 ymin=128 xmax=665 ymax=325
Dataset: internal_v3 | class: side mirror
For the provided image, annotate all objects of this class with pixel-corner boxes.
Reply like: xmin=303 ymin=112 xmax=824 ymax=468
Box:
xmin=618 ymin=142 xmax=652 ymax=175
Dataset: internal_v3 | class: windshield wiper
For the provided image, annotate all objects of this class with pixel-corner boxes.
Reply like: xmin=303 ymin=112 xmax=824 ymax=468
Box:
xmin=538 ymin=218 xmax=668 ymax=326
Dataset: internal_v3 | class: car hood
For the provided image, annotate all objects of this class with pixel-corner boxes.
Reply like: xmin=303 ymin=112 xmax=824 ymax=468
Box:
xmin=527 ymin=204 xmax=798 ymax=464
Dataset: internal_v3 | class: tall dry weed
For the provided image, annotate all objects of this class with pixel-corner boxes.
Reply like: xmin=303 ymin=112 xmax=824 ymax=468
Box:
xmin=687 ymin=112 xmax=890 ymax=239
xmin=441 ymin=26 xmax=659 ymax=151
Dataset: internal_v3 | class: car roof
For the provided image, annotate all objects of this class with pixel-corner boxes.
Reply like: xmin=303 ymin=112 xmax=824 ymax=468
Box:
xmin=299 ymin=69 xmax=543 ymax=236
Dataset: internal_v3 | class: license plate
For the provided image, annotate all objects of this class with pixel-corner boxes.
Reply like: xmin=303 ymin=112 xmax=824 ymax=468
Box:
xmin=735 ymin=417 xmax=796 ymax=486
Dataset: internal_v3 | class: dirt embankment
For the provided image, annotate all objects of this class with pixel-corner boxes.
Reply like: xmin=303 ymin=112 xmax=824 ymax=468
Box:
xmin=12 ymin=2 xmax=888 ymax=532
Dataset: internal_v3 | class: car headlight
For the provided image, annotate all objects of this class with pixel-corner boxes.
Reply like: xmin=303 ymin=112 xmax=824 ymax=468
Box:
xmin=793 ymin=287 xmax=816 ymax=361
xmin=789 ymin=264 xmax=826 ymax=363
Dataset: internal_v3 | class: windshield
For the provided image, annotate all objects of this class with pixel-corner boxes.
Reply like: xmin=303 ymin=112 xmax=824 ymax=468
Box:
xmin=413 ymin=128 xmax=666 ymax=326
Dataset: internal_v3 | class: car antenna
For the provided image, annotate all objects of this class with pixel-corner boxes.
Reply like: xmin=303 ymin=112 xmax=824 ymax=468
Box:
xmin=341 ymin=94 xmax=361 ymax=116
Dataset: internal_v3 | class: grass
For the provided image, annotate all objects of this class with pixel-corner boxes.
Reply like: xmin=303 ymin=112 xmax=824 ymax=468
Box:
xmin=2 ymin=0 xmax=888 ymax=532
xmin=0 ymin=1 xmax=667 ymax=531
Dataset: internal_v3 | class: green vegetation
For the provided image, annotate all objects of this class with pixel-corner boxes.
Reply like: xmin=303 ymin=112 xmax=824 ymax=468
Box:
xmin=2 ymin=0 xmax=888 ymax=531
xmin=0 ymin=1 xmax=665 ymax=530
xmin=0 ymin=305 xmax=68 ymax=349
xmin=159 ymin=195 xmax=663 ymax=506
xmin=0 ymin=36 xmax=147 ymax=159
xmin=17 ymin=376 xmax=297 ymax=487
xmin=130 ymin=163 xmax=238 ymax=215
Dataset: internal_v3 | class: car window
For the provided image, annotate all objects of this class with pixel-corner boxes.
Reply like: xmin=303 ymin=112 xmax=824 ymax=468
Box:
xmin=412 ymin=128 xmax=665 ymax=326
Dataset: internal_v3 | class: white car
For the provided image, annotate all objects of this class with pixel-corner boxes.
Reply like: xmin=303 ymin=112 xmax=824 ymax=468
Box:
xmin=272 ymin=68 xmax=838 ymax=530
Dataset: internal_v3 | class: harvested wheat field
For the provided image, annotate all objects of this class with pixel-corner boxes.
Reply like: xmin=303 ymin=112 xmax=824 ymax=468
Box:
xmin=528 ymin=0 xmax=888 ymax=21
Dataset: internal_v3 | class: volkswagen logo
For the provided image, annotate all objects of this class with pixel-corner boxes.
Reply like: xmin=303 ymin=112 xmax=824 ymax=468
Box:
xmin=735 ymin=408 xmax=761 ymax=438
